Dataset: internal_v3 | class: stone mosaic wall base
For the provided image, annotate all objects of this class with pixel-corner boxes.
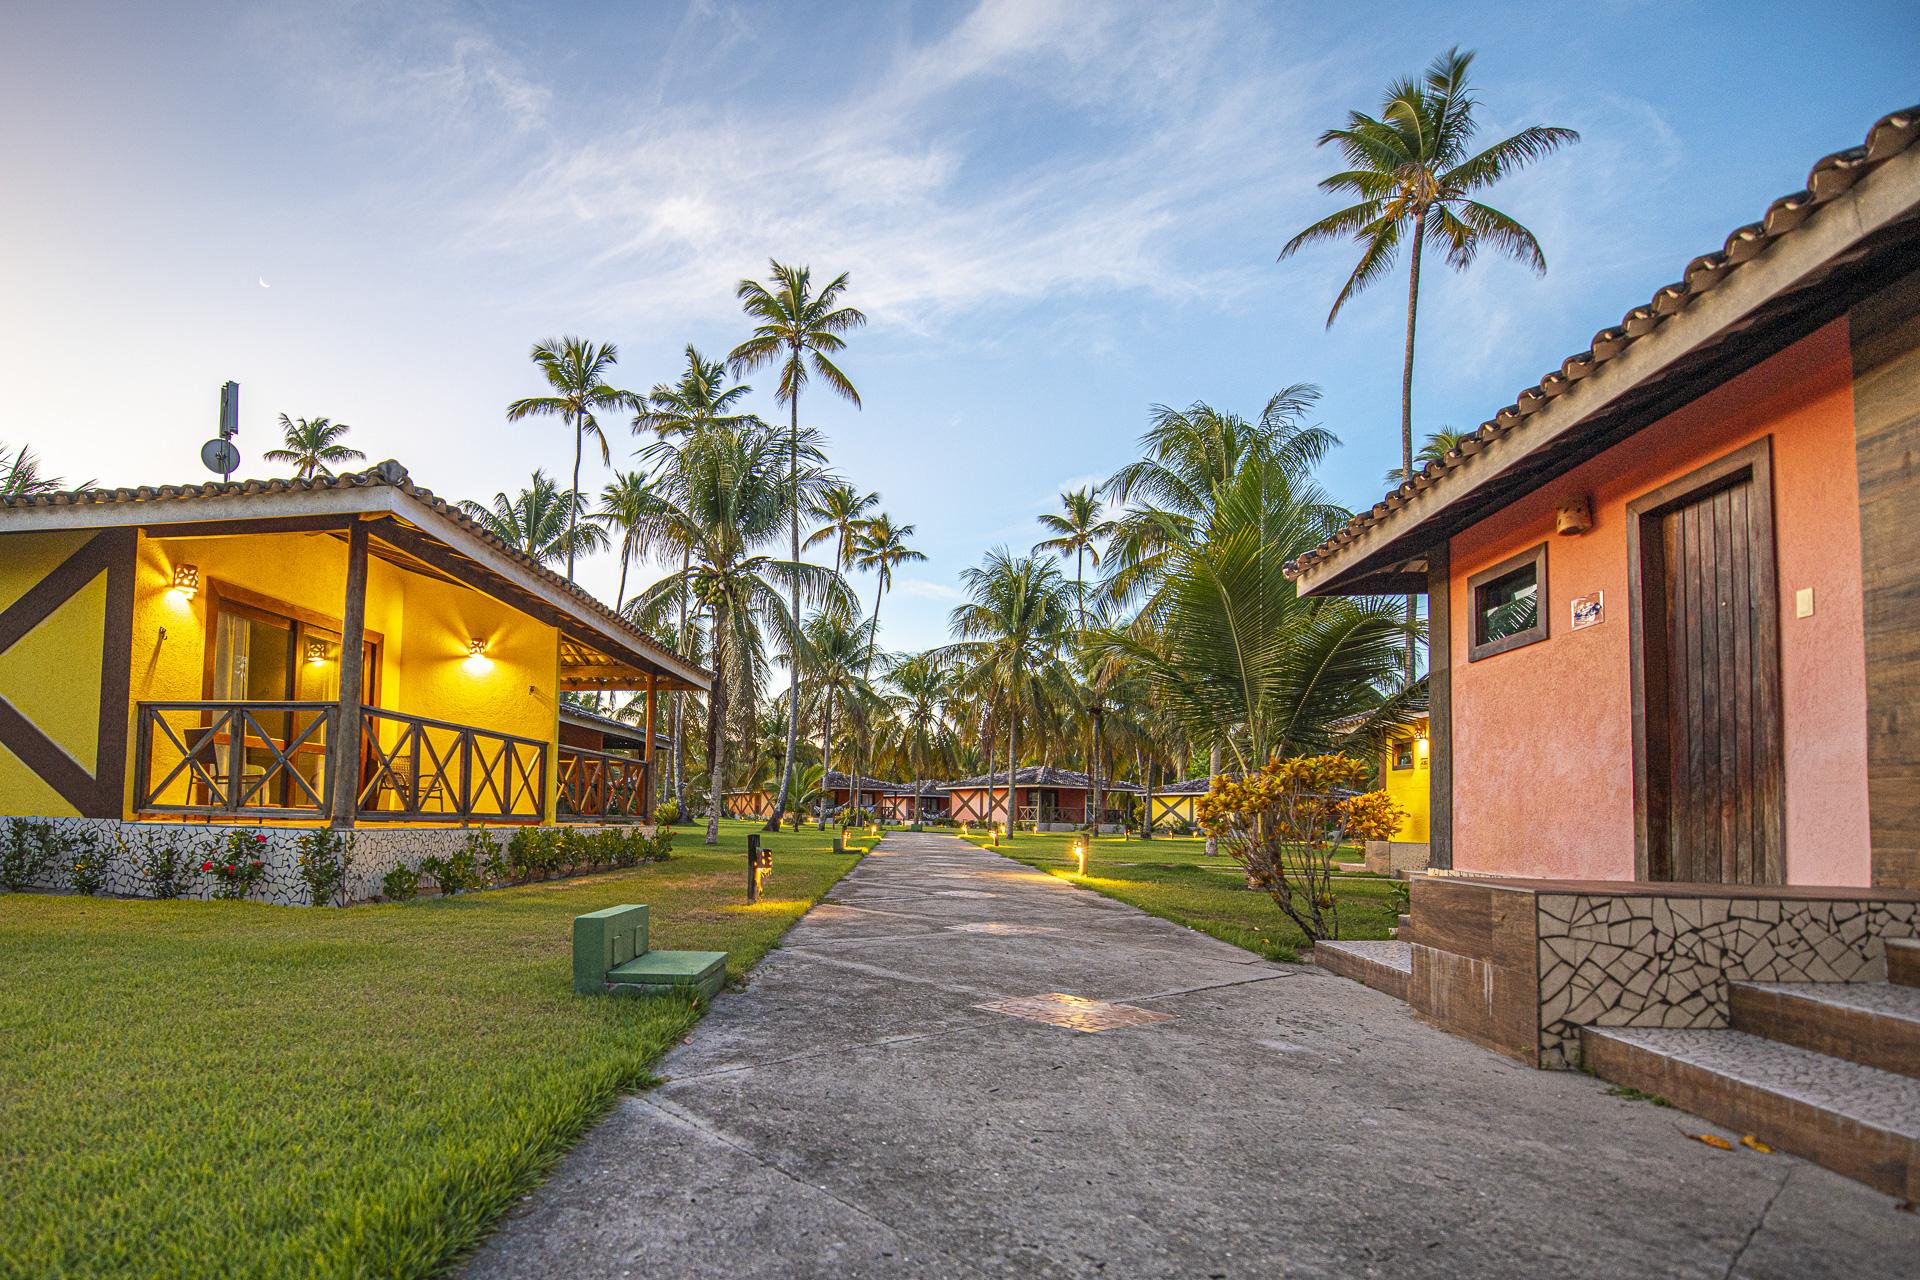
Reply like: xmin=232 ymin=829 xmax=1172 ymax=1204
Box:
xmin=1537 ymin=894 xmax=1920 ymax=1069
xmin=1365 ymin=841 xmax=1431 ymax=876
xmin=6 ymin=816 xmax=651 ymax=907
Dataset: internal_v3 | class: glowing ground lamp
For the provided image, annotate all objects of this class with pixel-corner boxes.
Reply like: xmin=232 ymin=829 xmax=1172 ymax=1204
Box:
xmin=745 ymin=832 xmax=773 ymax=902
xmin=170 ymin=563 xmax=199 ymax=598
xmin=1073 ymin=837 xmax=1088 ymax=876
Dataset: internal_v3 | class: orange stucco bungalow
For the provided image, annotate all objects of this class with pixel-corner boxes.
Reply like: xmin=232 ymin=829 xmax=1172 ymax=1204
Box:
xmin=943 ymin=767 xmax=1142 ymax=833
xmin=1291 ymin=109 xmax=1920 ymax=896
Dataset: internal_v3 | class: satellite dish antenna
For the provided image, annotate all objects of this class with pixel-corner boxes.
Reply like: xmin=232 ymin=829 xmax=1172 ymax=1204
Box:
xmin=202 ymin=380 xmax=241 ymax=479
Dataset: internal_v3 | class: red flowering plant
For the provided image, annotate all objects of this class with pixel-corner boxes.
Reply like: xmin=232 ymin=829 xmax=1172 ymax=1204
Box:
xmin=206 ymin=830 xmax=271 ymax=900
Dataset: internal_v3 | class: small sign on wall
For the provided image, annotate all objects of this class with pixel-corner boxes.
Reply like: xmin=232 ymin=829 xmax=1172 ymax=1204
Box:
xmin=1571 ymin=590 xmax=1604 ymax=631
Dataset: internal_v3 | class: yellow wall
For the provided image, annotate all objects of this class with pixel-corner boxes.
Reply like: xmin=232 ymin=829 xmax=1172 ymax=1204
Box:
xmin=1149 ymin=794 xmax=1196 ymax=831
xmin=128 ymin=530 xmax=561 ymax=821
xmin=0 ymin=531 xmax=106 ymax=817
xmin=1383 ymin=718 xmax=1431 ymax=843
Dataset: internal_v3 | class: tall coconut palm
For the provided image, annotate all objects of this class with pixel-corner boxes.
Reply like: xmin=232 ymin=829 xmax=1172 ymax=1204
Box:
xmin=1280 ymin=47 xmax=1576 ymax=677
xmin=630 ymin=423 xmax=851 ymax=843
xmin=632 ymin=347 xmax=759 ymax=821
xmin=1034 ymin=487 xmax=1114 ymax=633
xmin=934 ymin=551 xmax=1075 ymax=840
xmin=880 ymin=653 xmax=955 ymax=822
xmin=798 ymin=608 xmax=871 ymax=826
xmin=805 ymin=481 xmax=881 ymax=575
xmin=853 ymin=513 xmax=924 ymax=674
xmin=728 ymin=262 xmax=867 ymax=833
xmin=507 ymin=336 xmax=636 ymax=581
xmin=459 ymin=471 xmax=610 ymax=568
xmin=264 ymin=415 xmax=365 ymax=481
xmin=594 ymin=470 xmax=669 ymax=615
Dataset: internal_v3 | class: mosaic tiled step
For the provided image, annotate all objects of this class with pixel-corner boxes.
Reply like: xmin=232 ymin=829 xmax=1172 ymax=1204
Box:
xmin=1312 ymin=940 xmax=1411 ymax=1002
xmin=1890 ymin=938 xmax=1920 ymax=988
xmin=1582 ymin=1026 xmax=1920 ymax=1201
xmin=1731 ymin=981 xmax=1920 ymax=1080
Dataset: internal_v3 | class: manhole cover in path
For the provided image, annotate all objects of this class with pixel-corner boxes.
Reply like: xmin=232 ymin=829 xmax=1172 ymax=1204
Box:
xmin=974 ymin=993 xmax=1174 ymax=1033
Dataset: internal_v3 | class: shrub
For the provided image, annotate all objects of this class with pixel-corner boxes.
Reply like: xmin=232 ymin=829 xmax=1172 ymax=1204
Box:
xmin=653 ymin=798 xmax=680 ymax=825
xmin=1196 ymin=753 xmax=1373 ymax=942
xmin=1 ymin=818 xmax=57 ymax=891
xmin=67 ymin=832 xmax=108 ymax=896
xmin=465 ymin=831 xmax=506 ymax=885
xmin=125 ymin=830 xmax=193 ymax=900
xmin=381 ymin=861 xmax=420 ymax=902
xmin=295 ymin=829 xmax=355 ymax=907
xmin=644 ymin=827 xmax=674 ymax=862
xmin=203 ymin=830 xmax=271 ymax=900
xmin=420 ymin=844 xmax=479 ymax=896
xmin=1339 ymin=790 xmax=1405 ymax=842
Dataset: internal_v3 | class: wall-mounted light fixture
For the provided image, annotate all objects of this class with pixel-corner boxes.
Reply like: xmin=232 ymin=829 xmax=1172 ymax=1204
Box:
xmin=305 ymin=640 xmax=329 ymax=665
xmin=1555 ymin=496 xmax=1594 ymax=536
xmin=170 ymin=564 xmax=199 ymax=598
xmin=463 ymin=637 xmax=492 ymax=675
xmin=468 ymin=638 xmax=488 ymax=657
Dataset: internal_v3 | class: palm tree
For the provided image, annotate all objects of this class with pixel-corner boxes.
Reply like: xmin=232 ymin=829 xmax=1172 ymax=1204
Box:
xmin=1034 ymin=487 xmax=1114 ymax=633
xmin=1384 ymin=427 xmax=1470 ymax=486
xmin=507 ymin=337 xmax=636 ymax=581
xmin=805 ymin=482 xmax=881 ymax=576
xmin=459 ymin=471 xmax=610 ymax=568
xmin=798 ymin=608 xmax=871 ymax=826
xmin=880 ymin=653 xmax=955 ymax=823
xmin=629 ymin=423 xmax=851 ymax=843
xmin=633 ymin=346 xmax=760 ymax=822
xmin=264 ymin=415 xmax=365 ymax=481
xmin=594 ymin=470 xmax=669 ymax=615
xmin=0 ymin=443 xmax=73 ymax=496
xmin=728 ymin=262 xmax=867 ymax=834
xmin=1280 ymin=49 xmax=1575 ymax=678
xmin=935 ymin=550 xmax=1076 ymax=840
xmin=1102 ymin=387 xmax=1342 ymax=616
xmin=853 ymin=514 xmax=925 ymax=675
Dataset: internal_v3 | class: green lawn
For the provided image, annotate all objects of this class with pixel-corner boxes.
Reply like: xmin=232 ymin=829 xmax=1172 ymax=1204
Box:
xmin=0 ymin=819 xmax=866 ymax=1279
xmin=961 ymin=830 xmax=1399 ymax=962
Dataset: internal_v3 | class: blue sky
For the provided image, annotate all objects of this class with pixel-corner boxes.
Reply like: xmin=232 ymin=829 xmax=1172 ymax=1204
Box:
xmin=3 ymin=0 xmax=1915 ymax=661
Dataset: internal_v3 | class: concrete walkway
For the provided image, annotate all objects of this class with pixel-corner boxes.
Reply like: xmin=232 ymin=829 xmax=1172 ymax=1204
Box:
xmin=468 ymin=832 xmax=1919 ymax=1278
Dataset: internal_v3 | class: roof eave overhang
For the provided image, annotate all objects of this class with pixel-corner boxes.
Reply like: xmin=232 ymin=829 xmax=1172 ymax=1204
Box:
xmin=1294 ymin=144 xmax=1920 ymax=598
xmin=0 ymin=484 xmax=712 ymax=691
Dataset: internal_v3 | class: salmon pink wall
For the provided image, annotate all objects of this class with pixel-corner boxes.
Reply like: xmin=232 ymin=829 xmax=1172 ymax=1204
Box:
xmin=1447 ymin=319 xmax=1870 ymax=886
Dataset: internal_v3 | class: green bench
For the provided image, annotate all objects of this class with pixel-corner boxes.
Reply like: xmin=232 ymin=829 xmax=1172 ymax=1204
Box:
xmin=572 ymin=904 xmax=727 ymax=1000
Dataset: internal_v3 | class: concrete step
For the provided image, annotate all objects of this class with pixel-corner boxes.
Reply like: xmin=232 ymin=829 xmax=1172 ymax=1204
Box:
xmin=1582 ymin=1025 xmax=1920 ymax=1201
xmin=1889 ymin=938 xmax=1919 ymax=989
xmin=1731 ymin=981 xmax=1920 ymax=1080
xmin=1312 ymin=940 xmax=1410 ymax=1002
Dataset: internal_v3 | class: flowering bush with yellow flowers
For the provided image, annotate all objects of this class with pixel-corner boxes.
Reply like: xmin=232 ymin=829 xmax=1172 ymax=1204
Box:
xmin=1195 ymin=753 xmax=1400 ymax=941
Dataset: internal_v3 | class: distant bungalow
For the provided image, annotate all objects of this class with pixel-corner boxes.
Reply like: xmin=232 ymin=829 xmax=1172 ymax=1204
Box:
xmin=942 ymin=766 xmax=1142 ymax=833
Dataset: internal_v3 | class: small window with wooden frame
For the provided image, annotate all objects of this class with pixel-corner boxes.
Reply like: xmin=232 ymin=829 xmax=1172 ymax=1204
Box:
xmin=1466 ymin=542 xmax=1548 ymax=662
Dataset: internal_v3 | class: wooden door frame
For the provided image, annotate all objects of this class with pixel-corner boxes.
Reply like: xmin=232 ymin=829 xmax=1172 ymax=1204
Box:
xmin=1626 ymin=435 xmax=1784 ymax=883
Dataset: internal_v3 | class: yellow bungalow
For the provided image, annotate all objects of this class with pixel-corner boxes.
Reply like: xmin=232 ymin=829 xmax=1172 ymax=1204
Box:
xmin=1146 ymin=777 xmax=1208 ymax=833
xmin=0 ymin=461 xmax=706 ymax=832
xmin=1378 ymin=711 xmax=1431 ymax=844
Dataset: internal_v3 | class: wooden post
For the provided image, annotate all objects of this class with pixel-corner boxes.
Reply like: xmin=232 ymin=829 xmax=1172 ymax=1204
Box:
xmin=330 ymin=520 xmax=370 ymax=827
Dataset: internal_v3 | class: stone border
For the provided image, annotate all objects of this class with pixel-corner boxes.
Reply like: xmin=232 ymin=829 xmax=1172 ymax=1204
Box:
xmin=3 ymin=815 xmax=653 ymax=907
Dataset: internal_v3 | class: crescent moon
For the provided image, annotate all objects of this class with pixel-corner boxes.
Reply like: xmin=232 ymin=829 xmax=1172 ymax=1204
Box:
xmin=258 ymin=277 xmax=271 ymax=289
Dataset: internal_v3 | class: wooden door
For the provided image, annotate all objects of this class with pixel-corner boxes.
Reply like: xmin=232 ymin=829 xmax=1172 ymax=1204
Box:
xmin=1628 ymin=438 xmax=1784 ymax=884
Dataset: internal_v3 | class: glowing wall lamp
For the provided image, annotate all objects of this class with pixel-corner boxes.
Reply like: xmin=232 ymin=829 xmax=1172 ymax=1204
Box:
xmin=463 ymin=637 xmax=492 ymax=675
xmin=170 ymin=563 xmax=199 ymax=598
xmin=305 ymin=640 xmax=329 ymax=665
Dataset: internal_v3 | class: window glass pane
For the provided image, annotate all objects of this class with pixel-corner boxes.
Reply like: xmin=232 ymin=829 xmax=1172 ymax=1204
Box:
xmin=1476 ymin=563 xmax=1539 ymax=644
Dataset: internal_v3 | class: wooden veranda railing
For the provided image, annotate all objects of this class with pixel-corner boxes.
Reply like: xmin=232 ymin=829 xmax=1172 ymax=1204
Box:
xmin=134 ymin=701 xmax=548 ymax=823
xmin=556 ymin=745 xmax=649 ymax=821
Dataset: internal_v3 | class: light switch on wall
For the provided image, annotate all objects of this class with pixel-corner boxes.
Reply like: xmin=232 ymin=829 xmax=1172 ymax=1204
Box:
xmin=1795 ymin=587 xmax=1815 ymax=618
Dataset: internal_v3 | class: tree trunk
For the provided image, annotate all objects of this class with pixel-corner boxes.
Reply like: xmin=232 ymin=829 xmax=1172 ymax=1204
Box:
xmin=820 ymin=691 xmax=835 ymax=828
xmin=1089 ymin=706 xmax=1103 ymax=834
xmin=673 ymin=551 xmax=691 ymax=821
xmin=767 ymin=390 xmax=802 ymax=831
xmin=1140 ymin=752 xmax=1153 ymax=841
xmin=1004 ymin=709 xmax=1017 ymax=841
xmin=860 ymin=577 xmax=884 ymax=782
xmin=1075 ymin=544 xmax=1085 ymax=632
xmin=1204 ymin=740 xmax=1222 ymax=856
xmin=1401 ymin=210 xmax=1426 ymax=685
xmin=705 ymin=627 xmax=726 ymax=845
xmin=566 ymin=412 xmax=583 ymax=582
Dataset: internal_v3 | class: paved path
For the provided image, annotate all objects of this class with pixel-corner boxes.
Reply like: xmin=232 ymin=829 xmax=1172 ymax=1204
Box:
xmin=469 ymin=833 xmax=1919 ymax=1278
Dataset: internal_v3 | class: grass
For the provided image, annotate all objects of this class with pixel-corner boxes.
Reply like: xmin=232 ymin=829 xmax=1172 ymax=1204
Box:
xmin=960 ymin=830 xmax=1400 ymax=962
xmin=0 ymin=819 xmax=867 ymax=1279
